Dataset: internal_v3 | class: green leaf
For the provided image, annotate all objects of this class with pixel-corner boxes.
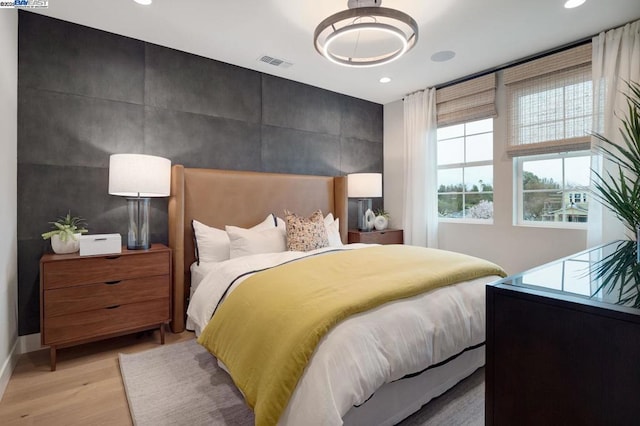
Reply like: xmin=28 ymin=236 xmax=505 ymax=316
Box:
xmin=41 ymin=210 xmax=88 ymax=240
xmin=591 ymin=79 xmax=640 ymax=235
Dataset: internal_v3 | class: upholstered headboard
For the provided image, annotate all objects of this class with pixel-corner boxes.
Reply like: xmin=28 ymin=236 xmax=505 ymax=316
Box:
xmin=167 ymin=165 xmax=348 ymax=332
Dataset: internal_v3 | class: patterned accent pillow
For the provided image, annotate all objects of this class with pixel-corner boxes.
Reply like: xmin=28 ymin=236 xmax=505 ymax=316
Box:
xmin=284 ymin=210 xmax=329 ymax=251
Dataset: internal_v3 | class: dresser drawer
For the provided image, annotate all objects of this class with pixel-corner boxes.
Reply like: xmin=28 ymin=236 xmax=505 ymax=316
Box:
xmin=44 ymin=275 xmax=170 ymax=317
xmin=43 ymin=298 xmax=170 ymax=345
xmin=348 ymin=229 xmax=404 ymax=245
xmin=42 ymin=251 xmax=170 ymax=289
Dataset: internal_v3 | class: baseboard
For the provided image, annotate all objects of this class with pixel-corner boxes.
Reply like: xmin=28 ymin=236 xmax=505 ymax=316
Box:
xmin=0 ymin=333 xmax=43 ymax=401
xmin=0 ymin=339 xmax=19 ymax=401
xmin=17 ymin=332 xmax=42 ymax=355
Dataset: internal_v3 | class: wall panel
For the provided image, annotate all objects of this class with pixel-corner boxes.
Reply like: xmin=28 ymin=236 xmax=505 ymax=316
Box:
xmin=18 ymin=12 xmax=144 ymax=103
xmin=262 ymin=75 xmax=343 ymax=135
xmin=144 ymin=44 xmax=261 ymax=122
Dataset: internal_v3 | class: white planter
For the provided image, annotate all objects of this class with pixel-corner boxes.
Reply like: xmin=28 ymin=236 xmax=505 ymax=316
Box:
xmin=374 ymin=215 xmax=389 ymax=231
xmin=51 ymin=233 xmax=81 ymax=254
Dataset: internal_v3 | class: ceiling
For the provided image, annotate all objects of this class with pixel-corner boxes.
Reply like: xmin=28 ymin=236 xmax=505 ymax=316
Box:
xmin=30 ymin=0 xmax=640 ymax=105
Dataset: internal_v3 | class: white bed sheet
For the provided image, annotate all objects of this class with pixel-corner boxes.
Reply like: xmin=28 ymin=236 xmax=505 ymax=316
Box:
xmin=186 ymin=246 xmax=500 ymax=426
xmin=189 ymin=261 xmax=219 ymax=299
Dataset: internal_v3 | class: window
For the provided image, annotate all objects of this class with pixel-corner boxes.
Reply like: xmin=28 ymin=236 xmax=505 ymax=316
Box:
xmin=437 ymin=118 xmax=493 ymax=221
xmin=515 ymin=152 xmax=591 ymax=225
xmin=505 ymin=44 xmax=593 ymax=227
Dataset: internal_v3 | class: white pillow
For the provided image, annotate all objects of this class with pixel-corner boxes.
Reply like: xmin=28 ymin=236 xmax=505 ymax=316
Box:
xmin=192 ymin=214 xmax=277 ymax=263
xmin=326 ymin=217 xmax=343 ymax=247
xmin=192 ymin=220 xmax=229 ymax=263
xmin=322 ymin=213 xmax=343 ymax=247
xmin=226 ymin=226 xmax=286 ymax=258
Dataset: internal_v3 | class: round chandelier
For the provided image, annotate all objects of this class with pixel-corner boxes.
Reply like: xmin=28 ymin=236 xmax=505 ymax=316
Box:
xmin=314 ymin=0 xmax=418 ymax=67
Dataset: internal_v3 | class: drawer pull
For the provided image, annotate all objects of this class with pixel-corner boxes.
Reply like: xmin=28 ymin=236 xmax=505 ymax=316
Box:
xmin=105 ymin=255 xmax=121 ymax=260
xmin=105 ymin=280 xmax=121 ymax=285
xmin=105 ymin=305 xmax=120 ymax=310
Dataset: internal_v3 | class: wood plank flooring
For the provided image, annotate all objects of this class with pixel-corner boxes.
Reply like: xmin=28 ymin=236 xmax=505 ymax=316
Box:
xmin=0 ymin=328 xmax=195 ymax=425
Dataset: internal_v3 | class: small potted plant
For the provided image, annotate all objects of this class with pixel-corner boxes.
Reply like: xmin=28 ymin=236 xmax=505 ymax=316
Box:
xmin=41 ymin=211 xmax=88 ymax=254
xmin=373 ymin=208 xmax=390 ymax=231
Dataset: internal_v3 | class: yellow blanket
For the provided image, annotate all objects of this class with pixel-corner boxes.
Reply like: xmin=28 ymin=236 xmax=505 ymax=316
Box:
xmin=198 ymin=245 xmax=505 ymax=426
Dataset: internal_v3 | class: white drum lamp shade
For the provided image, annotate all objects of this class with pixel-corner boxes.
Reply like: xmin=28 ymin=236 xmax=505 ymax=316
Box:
xmin=108 ymin=154 xmax=171 ymax=197
xmin=347 ymin=173 xmax=382 ymax=231
xmin=108 ymin=154 xmax=171 ymax=250
xmin=347 ymin=173 xmax=382 ymax=198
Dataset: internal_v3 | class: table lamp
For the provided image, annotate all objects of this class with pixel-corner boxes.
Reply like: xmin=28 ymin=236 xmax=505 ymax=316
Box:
xmin=108 ymin=154 xmax=171 ymax=250
xmin=347 ymin=173 xmax=382 ymax=232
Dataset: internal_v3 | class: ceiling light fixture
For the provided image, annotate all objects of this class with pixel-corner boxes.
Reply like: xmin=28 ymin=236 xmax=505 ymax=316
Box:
xmin=379 ymin=77 xmax=391 ymax=83
xmin=134 ymin=0 xmax=152 ymax=5
xmin=314 ymin=0 xmax=418 ymax=67
xmin=564 ymin=0 xmax=585 ymax=8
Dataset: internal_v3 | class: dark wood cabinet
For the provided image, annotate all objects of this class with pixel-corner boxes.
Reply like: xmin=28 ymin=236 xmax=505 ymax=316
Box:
xmin=347 ymin=229 xmax=403 ymax=245
xmin=40 ymin=244 xmax=171 ymax=370
xmin=486 ymin=241 xmax=640 ymax=426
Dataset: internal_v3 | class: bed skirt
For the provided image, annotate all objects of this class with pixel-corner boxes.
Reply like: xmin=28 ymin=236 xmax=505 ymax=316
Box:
xmin=343 ymin=345 xmax=485 ymax=426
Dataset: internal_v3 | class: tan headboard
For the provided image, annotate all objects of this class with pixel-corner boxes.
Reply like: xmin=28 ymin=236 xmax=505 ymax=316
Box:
xmin=167 ymin=165 xmax=348 ymax=332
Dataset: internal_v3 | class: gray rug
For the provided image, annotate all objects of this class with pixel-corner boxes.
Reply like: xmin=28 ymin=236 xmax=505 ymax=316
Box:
xmin=119 ymin=339 xmax=483 ymax=426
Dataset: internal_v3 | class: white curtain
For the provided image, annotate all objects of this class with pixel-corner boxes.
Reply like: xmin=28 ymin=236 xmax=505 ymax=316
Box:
xmin=588 ymin=20 xmax=640 ymax=247
xmin=402 ymin=88 xmax=438 ymax=247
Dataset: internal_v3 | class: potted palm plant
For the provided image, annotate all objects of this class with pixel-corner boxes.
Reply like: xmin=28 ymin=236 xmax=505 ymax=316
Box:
xmin=591 ymin=80 xmax=640 ymax=306
xmin=41 ymin=211 xmax=88 ymax=254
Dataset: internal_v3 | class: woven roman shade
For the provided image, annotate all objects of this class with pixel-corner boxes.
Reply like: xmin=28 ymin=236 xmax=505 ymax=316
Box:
xmin=505 ymin=43 xmax=593 ymax=157
xmin=436 ymin=73 xmax=497 ymax=126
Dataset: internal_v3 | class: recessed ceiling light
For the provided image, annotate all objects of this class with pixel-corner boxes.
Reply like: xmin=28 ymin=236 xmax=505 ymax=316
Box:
xmin=379 ymin=77 xmax=391 ymax=84
xmin=564 ymin=0 xmax=585 ymax=8
xmin=430 ymin=50 xmax=456 ymax=62
xmin=134 ymin=0 xmax=152 ymax=5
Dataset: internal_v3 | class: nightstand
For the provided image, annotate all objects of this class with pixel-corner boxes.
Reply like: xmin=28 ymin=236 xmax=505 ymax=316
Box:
xmin=348 ymin=229 xmax=404 ymax=245
xmin=40 ymin=243 xmax=171 ymax=371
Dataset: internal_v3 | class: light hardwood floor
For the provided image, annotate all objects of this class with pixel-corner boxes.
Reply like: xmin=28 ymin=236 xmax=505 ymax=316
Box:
xmin=0 ymin=328 xmax=195 ymax=425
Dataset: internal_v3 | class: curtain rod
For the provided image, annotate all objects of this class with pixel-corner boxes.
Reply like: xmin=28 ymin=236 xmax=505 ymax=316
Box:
xmin=402 ymin=17 xmax=638 ymax=98
xmin=432 ymin=37 xmax=592 ymax=91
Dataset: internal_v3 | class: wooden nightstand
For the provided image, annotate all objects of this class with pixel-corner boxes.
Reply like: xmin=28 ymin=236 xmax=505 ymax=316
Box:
xmin=40 ymin=244 xmax=171 ymax=371
xmin=348 ymin=229 xmax=404 ymax=245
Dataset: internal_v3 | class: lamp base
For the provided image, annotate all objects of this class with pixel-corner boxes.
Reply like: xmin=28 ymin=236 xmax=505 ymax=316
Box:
xmin=126 ymin=197 xmax=150 ymax=250
xmin=357 ymin=199 xmax=374 ymax=232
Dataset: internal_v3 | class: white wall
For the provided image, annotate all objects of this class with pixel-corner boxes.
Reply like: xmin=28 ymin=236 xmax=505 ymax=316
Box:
xmin=0 ymin=9 xmax=19 ymax=399
xmin=383 ymin=72 xmax=587 ymax=275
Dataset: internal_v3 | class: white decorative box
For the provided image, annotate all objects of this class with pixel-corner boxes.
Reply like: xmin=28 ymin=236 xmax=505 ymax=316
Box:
xmin=79 ymin=234 xmax=122 ymax=256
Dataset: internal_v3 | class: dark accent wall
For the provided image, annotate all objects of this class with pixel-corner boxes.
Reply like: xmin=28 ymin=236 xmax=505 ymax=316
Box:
xmin=17 ymin=12 xmax=383 ymax=335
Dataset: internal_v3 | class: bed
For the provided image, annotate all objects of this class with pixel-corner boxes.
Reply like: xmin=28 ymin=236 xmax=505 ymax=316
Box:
xmin=167 ymin=165 xmax=505 ymax=426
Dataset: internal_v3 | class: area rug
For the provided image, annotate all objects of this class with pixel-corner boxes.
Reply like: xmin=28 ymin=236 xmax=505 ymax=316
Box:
xmin=119 ymin=339 xmax=483 ymax=426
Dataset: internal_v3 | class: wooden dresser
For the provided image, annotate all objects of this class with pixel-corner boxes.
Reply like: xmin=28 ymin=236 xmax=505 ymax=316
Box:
xmin=40 ymin=244 xmax=171 ymax=371
xmin=347 ymin=229 xmax=404 ymax=245
xmin=486 ymin=241 xmax=640 ymax=425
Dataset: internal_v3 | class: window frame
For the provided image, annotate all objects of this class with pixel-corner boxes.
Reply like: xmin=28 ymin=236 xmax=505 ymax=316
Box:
xmin=514 ymin=151 xmax=592 ymax=229
xmin=437 ymin=118 xmax=494 ymax=224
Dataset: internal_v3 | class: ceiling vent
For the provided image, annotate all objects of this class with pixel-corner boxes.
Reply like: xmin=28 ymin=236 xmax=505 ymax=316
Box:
xmin=257 ymin=55 xmax=293 ymax=68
